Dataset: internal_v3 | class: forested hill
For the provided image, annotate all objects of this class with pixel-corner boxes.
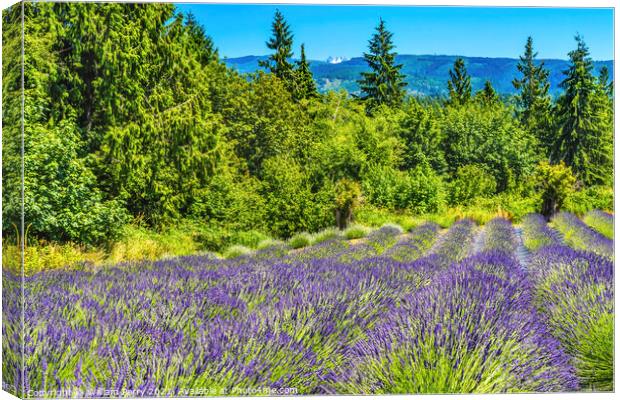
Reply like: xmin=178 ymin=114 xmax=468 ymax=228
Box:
xmin=224 ymin=54 xmax=613 ymax=97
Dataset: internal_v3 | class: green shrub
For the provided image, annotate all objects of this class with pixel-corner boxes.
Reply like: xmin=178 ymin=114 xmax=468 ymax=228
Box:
xmin=565 ymin=186 xmax=614 ymax=215
xmin=533 ymin=161 xmax=576 ymax=218
xmin=256 ymin=239 xmax=286 ymax=251
xmin=380 ymin=223 xmax=404 ymax=234
xmin=355 ymin=205 xmax=423 ymax=231
xmin=311 ymin=227 xmax=341 ymax=245
xmin=229 ymin=230 xmax=271 ymax=249
xmin=449 ymin=164 xmax=497 ymax=205
xmin=362 ymin=163 xmax=445 ymax=214
xmin=334 ymin=178 xmax=361 ymax=229
xmin=223 ymin=245 xmax=252 ymax=259
xmin=344 ymin=224 xmax=370 ymax=240
xmin=289 ymin=233 xmax=312 ymax=249
xmin=262 ymin=155 xmax=334 ymax=237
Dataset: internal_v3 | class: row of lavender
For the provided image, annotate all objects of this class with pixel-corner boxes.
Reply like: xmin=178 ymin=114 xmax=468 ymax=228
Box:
xmin=2 ymin=213 xmax=610 ymax=396
xmin=521 ymin=212 xmax=614 ymax=391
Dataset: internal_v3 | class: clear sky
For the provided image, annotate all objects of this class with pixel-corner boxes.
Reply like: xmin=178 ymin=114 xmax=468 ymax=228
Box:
xmin=175 ymin=4 xmax=614 ymax=61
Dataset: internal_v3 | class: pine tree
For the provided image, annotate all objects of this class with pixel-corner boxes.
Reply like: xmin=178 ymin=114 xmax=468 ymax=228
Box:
xmin=598 ymin=66 xmax=613 ymax=99
xmin=294 ymin=43 xmax=317 ymax=100
xmin=552 ymin=35 xmax=613 ymax=186
xmin=259 ymin=9 xmax=295 ymax=84
xmin=512 ymin=36 xmax=551 ymax=141
xmin=185 ymin=12 xmax=218 ymax=65
xmin=447 ymin=58 xmax=471 ymax=106
xmin=475 ymin=80 xmax=499 ymax=106
xmin=357 ymin=18 xmax=407 ymax=111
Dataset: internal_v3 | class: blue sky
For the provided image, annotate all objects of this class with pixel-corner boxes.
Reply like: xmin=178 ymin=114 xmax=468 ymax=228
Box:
xmin=175 ymin=4 xmax=614 ymax=61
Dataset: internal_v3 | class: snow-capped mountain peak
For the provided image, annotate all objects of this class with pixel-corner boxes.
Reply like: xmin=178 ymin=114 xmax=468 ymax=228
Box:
xmin=326 ymin=56 xmax=348 ymax=64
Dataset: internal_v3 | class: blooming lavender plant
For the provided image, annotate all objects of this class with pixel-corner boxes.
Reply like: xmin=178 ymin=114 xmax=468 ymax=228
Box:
xmin=552 ymin=212 xmax=613 ymax=259
xmin=332 ymin=253 xmax=578 ymax=394
xmin=521 ymin=213 xmax=561 ymax=251
xmin=528 ymin=245 xmax=614 ymax=391
xmin=383 ymin=223 xmax=440 ymax=262
xmin=480 ymin=218 xmax=518 ymax=255
xmin=3 ymin=216 xmax=610 ymax=396
xmin=583 ymin=210 xmax=614 ymax=240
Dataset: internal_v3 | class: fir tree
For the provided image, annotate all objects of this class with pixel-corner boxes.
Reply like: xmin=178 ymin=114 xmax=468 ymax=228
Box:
xmin=357 ymin=18 xmax=407 ymax=111
xmin=512 ymin=36 xmax=551 ymax=141
xmin=294 ymin=44 xmax=317 ymax=100
xmin=552 ymin=35 xmax=613 ymax=185
xmin=259 ymin=9 xmax=295 ymax=84
xmin=185 ymin=12 xmax=218 ymax=65
xmin=475 ymin=80 xmax=499 ymax=106
xmin=598 ymin=66 xmax=613 ymax=99
xmin=447 ymin=58 xmax=471 ymax=106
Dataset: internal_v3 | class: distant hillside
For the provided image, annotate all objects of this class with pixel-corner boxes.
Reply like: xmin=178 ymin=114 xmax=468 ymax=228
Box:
xmin=223 ymin=54 xmax=613 ymax=97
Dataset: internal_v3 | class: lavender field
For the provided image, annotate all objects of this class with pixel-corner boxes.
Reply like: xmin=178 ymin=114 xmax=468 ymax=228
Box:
xmin=2 ymin=212 xmax=613 ymax=397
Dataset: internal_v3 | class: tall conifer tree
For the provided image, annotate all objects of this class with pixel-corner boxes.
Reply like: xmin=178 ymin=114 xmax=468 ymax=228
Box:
xmin=475 ymin=80 xmax=499 ymax=106
xmin=357 ymin=18 xmax=407 ymax=111
xmin=598 ymin=66 xmax=613 ymax=99
xmin=185 ymin=12 xmax=218 ymax=64
xmin=552 ymin=35 xmax=613 ymax=185
xmin=447 ymin=58 xmax=471 ymax=105
xmin=259 ymin=9 xmax=295 ymax=85
xmin=294 ymin=44 xmax=317 ymax=100
xmin=512 ymin=36 xmax=551 ymax=142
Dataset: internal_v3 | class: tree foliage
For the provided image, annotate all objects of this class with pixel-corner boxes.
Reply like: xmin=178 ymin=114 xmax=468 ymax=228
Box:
xmin=259 ymin=9 xmax=294 ymax=84
xmin=358 ymin=19 xmax=407 ymax=111
xmin=2 ymin=4 xmax=613 ymax=249
xmin=447 ymin=57 xmax=471 ymax=106
xmin=551 ymin=35 xmax=613 ymax=186
xmin=512 ymin=36 xmax=551 ymax=144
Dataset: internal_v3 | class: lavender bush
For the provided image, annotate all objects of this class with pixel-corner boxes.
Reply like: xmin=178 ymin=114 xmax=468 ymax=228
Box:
xmin=552 ymin=212 xmax=613 ymax=259
xmin=2 ymin=216 xmax=611 ymax=396
xmin=583 ymin=210 xmax=614 ymax=239
xmin=528 ymin=245 xmax=614 ymax=391
xmin=334 ymin=253 xmax=577 ymax=393
xmin=521 ymin=213 xmax=561 ymax=251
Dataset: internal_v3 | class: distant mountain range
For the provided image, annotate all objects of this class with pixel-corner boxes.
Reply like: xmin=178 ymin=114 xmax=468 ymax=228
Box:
xmin=223 ymin=54 xmax=613 ymax=97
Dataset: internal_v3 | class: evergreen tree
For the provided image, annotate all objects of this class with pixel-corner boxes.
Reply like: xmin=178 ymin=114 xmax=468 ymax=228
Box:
xmin=185 ymin=12 xmax=218 ymax=64
xmin=552 ymin=35 xmax=613 ymax=186
xmin=259 ymin=9 xmax=295 ymax=84
xmin=598 ymin=66 xmax=613 ymax=99
xmin=357 ymin=18 xmax=407 ymax=111
xmin=512 ymin=36 xmax=551 ymax=143
xmin=475 ymin=80 xmax=499 ymax=106
xmin=294 ymin=43 xmax=317 ymax=100
xmin=447 ymin=58 xmax=471 ymax=106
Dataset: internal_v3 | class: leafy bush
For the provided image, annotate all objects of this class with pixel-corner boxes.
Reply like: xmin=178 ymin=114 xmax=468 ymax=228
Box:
xmin=440 ymin=101 xmax=536 ymax=192
xmin=262 ymin=155 xmax=334 ymax=238
xmin=334 ymin=178 xmax=361 ymax=229
xmin=223 ymin=245 xmax=252 ymax=259
xmin=311 ymin=228 xmax=341 ymax=245
xmin=256 ymin=239 xmax=286 ymax=251
xmin=229 ymin=230 xmax=272 ymax=249
xmin=289 ymin=233 xmax=312 ymax=249
xmin=565 ymin=186 xmax=614 ymax=215
xmin=533 ymin=161 xmax=576 ymax=218
xmin=362 ymin=163 xmax=445 ymax=214
xmin=344 ymin=224 xmax=370 ymax=240
xmin=449 ymin=164 xmax=497 ymax=205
